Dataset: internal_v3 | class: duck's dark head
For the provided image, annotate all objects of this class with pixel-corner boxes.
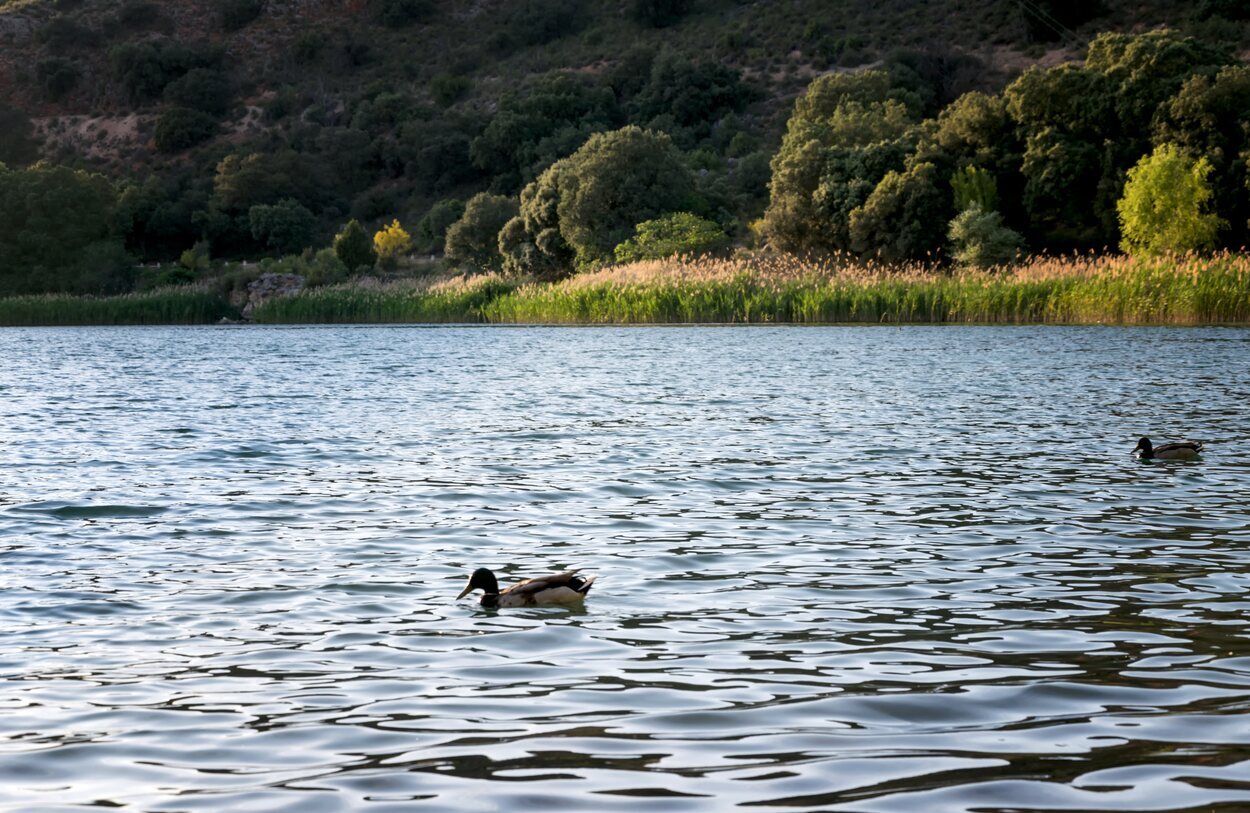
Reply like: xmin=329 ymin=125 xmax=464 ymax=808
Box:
xmin=456 ymin=567 xmax=500 ymax=600
xmin=1133 ymin=437 xmax=1152 ymax=455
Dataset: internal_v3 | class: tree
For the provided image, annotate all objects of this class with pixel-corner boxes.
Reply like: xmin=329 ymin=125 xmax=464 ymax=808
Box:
xmin=219 ymin=0 xmax=264 ymax=31
xmin=154 ymin=108 xmax=218 ymax=152
xmin=1117 ymin=144 xmax=1223 ymax=256
xmin=110 ymin=39 xmax=223 ymax=102
xmin=373 ymin=219 xmax=413 ymax=266
xmin=1005 ymin=66 xmax=1118 ymax=248
xmin=633 ymin=0 xmax=690 ymax=27
xmin=416 ymin=198 xmax=465 ymax=253
xmin=762 ymin=71 xmax=920 ymax=252
xmin=333 ymin=219 xmax=377 ymax=271
xmin=0 ymin=163 xmax=132 ymax=294
xmin=444 ymin=193 xmax=517 ymax=272
xmin=628 ymin=49 xmax=751 ymax=141
xmin=1155 ymin=65 xmax=1250 ymax=246
xmin=36 ymin=57 xmax=79 ymax=101
xmin=552 ymin=126 xmax=696 ymax=267
xmin=1086 ymin=30 xmax=1231 ymax=144
xmin=613 ymin=212 xmax=729 ymax=263
xmin=372 ymin=0 xmax=433 ymax=28
xmin=469 ymin=72 xmax=619 ymax=188
xmin=849 ymin=162 xmax=952 ymax=262
xmin=950 ymin=165 xmax=997 ymax=212
xmin=248 ymin=199 xmax=317 ymax=254
xmin=948 ymin=207 xmax=1025 ymax=269
xmin=163 ymin=67 xmax=232 ymax=116
xmin=212 ymin=150 xmax=327 ymax=212
xmin=0 ymin=103 xmax=38 ymax=167
xmin=498 ymin=163 xmax=575 ymax=279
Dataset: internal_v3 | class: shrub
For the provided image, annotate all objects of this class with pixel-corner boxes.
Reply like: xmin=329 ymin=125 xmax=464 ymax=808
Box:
xmin=445 ymin=193 xmax=518 ymax=272
xmin=154 ymin=107 xmax=218 ymax=152
xmin=293 ymin=31 xmax=326 ymax=63
xmin=762 ymin=71 xmax=921 ymax=252
xmin=0 ymin=163 xmax=131 ymax=295
xmin=219 ymin=0 xmax=264 ymax=31
xmin=373 ymin=219 xmax=413 ymax=267
xmin=0 ymin=103 xmax=38 ymax=167
xmin=614 ymin=212 xmax=729 ymax=262
xmin=498 ymin=166 xmax=575 ymax=279
xmin=632 ymin=0 xmax=691 ymax=28
xmin=849 ymin=162 xmax=952 ymax=262
xmin=36 ymin=57 xmax=80 ymax=101
xmin=115 ymin=0 xmax=161 ymax=28
xmin=1117 ymin=144 xmax=1224 ymax=256
xmin=179 ymin=241 xmax=211 ymax=273
xmin=248 ymin=199 xmax=318 ymax=254
xmin=431 ymin=74 xmax=470 ymax=107
xmin=111 ymin=40 xmax=223 ymax=101
xmin=163 ymin=68 xmax=232 ymax=116
xmin=552 ymin=126 xmax=696 ymax=268
xmin=37 ymin=16 xmax=99 ymax=48
xmin=373 ymin=0 xmax=432 ymax=28
xmin=508 ymin=0 xmax=583 ymax=46
xmin=333 ymin=219 xmax=377 ymax=271
xmin=948 ymin=206 xmax=1026 ymax=269
xmin=303 ymin=248 xmax=351 ymax=286
xmin=950 ymin=165 xmax=998 ymax=213
xmin=416 ymin=198 xmax=465 ymax=253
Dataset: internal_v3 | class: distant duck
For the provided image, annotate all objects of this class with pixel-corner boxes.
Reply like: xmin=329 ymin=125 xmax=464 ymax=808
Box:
xmin=456 ymin=567 xmax=596 ymax=608
xmin=1133 ymin=436 xmax=1204 ymax=461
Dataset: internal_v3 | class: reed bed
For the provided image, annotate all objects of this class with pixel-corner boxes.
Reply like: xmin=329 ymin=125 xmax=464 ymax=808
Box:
xmin=0 ymin=288 xmax=235 ymax=326
xmin=249 ymin=275 xmax=520 ymax=323
xmin=6 ymin=253 xmax=1248 ymax=326
xmin=479 ymin=252 xmax=1250 ymax=325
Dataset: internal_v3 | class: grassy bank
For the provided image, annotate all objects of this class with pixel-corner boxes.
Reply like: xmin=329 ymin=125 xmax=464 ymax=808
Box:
xmin=252 ymin=253 xmax=1250 ymax=326
xmin=3 ymin=254 xmax=1249 ymax=326
xmin=0 ymin=287 xmax=236 ymax=326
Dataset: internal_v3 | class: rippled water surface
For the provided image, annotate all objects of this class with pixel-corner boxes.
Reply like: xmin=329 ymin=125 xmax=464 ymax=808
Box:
xmin=2 ymin=325 xmax=1250 ymax=812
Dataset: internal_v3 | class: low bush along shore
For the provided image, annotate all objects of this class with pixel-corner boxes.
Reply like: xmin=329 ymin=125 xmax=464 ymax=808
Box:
xmin=2 ymin=252 xmax=1249 ymax=326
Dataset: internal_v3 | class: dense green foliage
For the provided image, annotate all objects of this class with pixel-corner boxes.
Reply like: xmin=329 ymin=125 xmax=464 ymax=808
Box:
xmin=444 ymin=193 xmax=518 ymax=272
xmin=219 ymin=0 xmax=264 ymax=32
xmin=154 ymin=107 xmax=219 ymax=153
xmin=614 ymin=212 xmax=729 ymax=262
xmin=949 ymin=206 xmax=1026 ymax=268
xmin=249 ymin=199 xmax=318 ymax=255
xmin=1117 ymin=144 xmax=1223 ymax=256
xmin=0 ymin=104 xmax=37 ymax=167
xmin=0 ymin=163 xmax=131 ymax=295
xmin=110 ymin=39 xmax=223 ymax=102
xmin=760 ymin=28 xmax=1245 ymax=263
xmin=8 ymin=5 xmax=1250 ymax=297
xmin=333 ymin=219 xmax=377 ymax=271
xmin=415 ymin=199 xmax=465 ymax=253
xmin=551 ymin=126 xmax=696 ymax=267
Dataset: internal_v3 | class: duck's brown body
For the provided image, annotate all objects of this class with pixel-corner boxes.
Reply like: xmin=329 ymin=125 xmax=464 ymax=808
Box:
xmin=1134 ymin=437 xmax=1204 ymax=460
xmin=457 ymin=568 xmax=596 ymax=608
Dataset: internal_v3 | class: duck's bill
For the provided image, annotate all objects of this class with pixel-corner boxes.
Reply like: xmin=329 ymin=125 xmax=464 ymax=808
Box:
xmin=456 ymin=584 xmax=473 ymax=600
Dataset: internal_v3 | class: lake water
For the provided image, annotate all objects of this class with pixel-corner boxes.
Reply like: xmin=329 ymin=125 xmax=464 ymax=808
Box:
xmin=2 ymin=325 xmax=1249 ymax=813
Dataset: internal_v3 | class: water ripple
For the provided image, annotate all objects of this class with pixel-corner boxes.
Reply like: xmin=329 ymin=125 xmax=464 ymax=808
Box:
xmin=1 ymin=325 xmax=1249 ymax=811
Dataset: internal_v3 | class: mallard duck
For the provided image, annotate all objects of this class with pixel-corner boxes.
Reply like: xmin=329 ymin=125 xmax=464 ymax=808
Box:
xmin=456 ymin=568 xmax=596 ymax=608
xmin=1133 ymin=436 xmax=1204 ymax=460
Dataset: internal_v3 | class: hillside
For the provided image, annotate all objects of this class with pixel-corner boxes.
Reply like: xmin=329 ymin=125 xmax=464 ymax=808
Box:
xmin=0 ymin=0 xmax=1244 ymax=269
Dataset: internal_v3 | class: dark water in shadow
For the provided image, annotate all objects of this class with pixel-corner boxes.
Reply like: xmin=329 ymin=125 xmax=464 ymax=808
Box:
xmin=1 ymin=325 xmax=1249 ymax=812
